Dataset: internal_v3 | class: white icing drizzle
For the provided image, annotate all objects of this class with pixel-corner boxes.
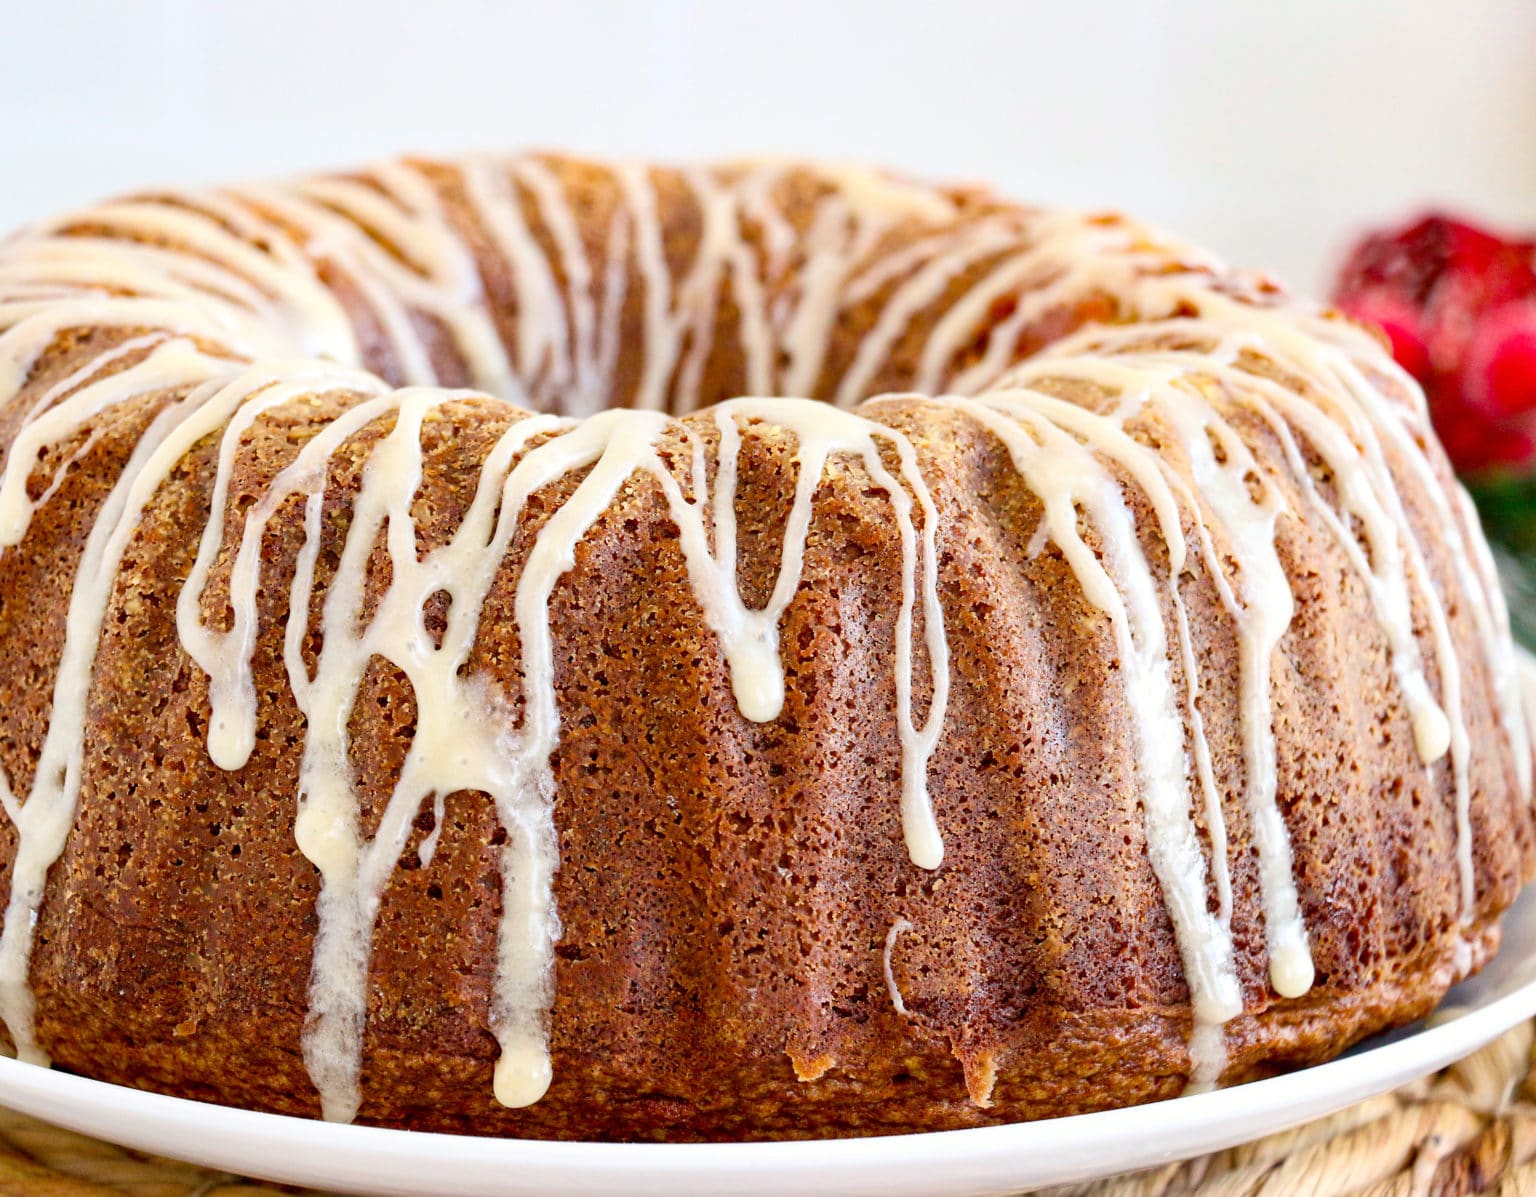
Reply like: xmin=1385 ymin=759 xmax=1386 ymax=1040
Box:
xmin=230 ymin=183 xmax=472 ymax=393
xmin=1004 ymin=354 xmax=1314 ymax=999
xmin=943 ymin=390 xmax=1245 ymax=1043
xmin=15 ymin=198 xmax=361 ymax=366
xmin=834 ymin=220 xmax=1023 ymax=407
xmin=0 ymin=152 xmax=1520 ymax=1116
xmin=1453 ymin=481 xmax=1534 ymax=804
xmin=2 ymin=332 xmax=179 ymax=515
xmin=0 ymin=238 xmax=292 ymax=337
xmin=883 ymin=918 xmax=914 ymax=1017
xmin=676 ymin=399 xmax=950 ymax=866
xmin=0 ymin=340 xmax=223 ymax=546
xmin=178 ymin=384 xmax=575 ymax=1118
xmin=512 ymin=159 xmax=967 ymax=415
xmin=168 ymin=381 xmax=948 ymax=1114
xmin=686 ymin=168 xmax=776 ymax=404
xmin=298 ymin=161 xmax=518 ymax=399
xmin=1023 ymin=304 xmax=1491 ymax=922
xmin=609 ymin=162 xmax=678 ymax=411
xmin=0 ymin=296 xmax=275 ymax=399
xmin=459 ymin=155 xmax=577 ymax=410
xmin=509 ymin=159 xmax=605 ymax=413
xmin=989 ymin=218 xmax=1522 ymax=932
xmin=0 ymin=354 xmax=311 ymax=1063
xmin=594 ymin=205 xmax=631 ymax=417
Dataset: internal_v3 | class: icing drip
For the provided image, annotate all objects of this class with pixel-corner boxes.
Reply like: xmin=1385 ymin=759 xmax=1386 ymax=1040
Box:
xmin=0 ymin=333 xmax=181 ymax=530
xmin=181 ymin=387 xmax=575 ymax=1118
xmin=17 ymin=199 xmax=361 ymax=366
xmin=460 ymin=156 xmax=581 ymax=410
xmin=883 ymin=919 xmax=914 ymax=1017
xmin=0 ymin=298 xmax=272 ymax=399
xmin=942 ymin=391 xmax=1245 ymax=1043
xmin=173 ymin=385 xmax=949 ymax=1113
xmin=297 ymin=162 xmax=518 ymax=399
xmin=1154 ymin=385 xmax=1311 ymax=998
xmin=484 ymin=158 xmax=968 ymax=416
xmin=0 ymin=355 xmax=329 ymax=1063
xmin=835 ymin=220 xmax=1025 ymax=407
xmin=1005 ymin=354 xmax=1314 ymax=998
xmin=673 ymin=399 xmax=950 ymax=867
xmin=509 ymin=159 xmax=607 ymax=413
xmin=994 ymin=226 xmax=1521 ymax=934
xmin=235 ymin=181 xmax=509 ymax=396
xmin=1003 ymin=292 xmax=1468 ymax=776
xmin=686 ymin=169 xmax=775 ymax=403
xmin=0 ymin=240 xmax=302 ymax=353
xmin=1454 ymin=482 xmax=1534 ymax=804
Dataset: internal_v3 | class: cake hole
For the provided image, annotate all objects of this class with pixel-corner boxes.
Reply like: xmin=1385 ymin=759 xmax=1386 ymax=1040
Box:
xmin=1205 ymin=427 xmax=1229 ymax=465
xmin=422 ymin=588 xmax=453 ymax=650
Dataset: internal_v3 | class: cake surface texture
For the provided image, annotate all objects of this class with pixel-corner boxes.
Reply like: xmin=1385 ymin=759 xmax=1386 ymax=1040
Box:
xmin=0 ymin=152 xmax=1529 ymax=1140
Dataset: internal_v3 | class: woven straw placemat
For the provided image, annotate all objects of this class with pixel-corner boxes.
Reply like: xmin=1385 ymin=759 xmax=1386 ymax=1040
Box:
xmin=7 ymin=1023 xmax=1536 ymax=1197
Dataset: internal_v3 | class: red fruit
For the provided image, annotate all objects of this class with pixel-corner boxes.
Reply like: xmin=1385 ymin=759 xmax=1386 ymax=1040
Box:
xmin=1335 ymin=216 xmax=1451 ymax=307
xmin=1432 ymin=392 xmax=1536 ymax=474
xmin=1334 ymin=215 xmax=1523 ymax=309
xmin=1461 ymin=302 xmax=1536 ymax=420
xmin=1427 ymin=242 xmax=1536 ymax=373
xmin=1338 ymin=291 xmax=1431 ymax=380
xmin=1429 ymin=378 xmax=1536 ymax=473
xmin=1332 ymin=212 xmax=1536 ymax=476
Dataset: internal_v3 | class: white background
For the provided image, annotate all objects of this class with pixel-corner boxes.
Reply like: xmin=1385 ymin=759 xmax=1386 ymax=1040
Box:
xmin=2 ymin=0 xmax=1534 ymax=293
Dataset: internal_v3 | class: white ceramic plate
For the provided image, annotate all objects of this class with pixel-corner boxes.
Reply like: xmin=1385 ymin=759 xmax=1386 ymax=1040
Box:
xmin=1 ymin=881 xmax=1535 ymax=1197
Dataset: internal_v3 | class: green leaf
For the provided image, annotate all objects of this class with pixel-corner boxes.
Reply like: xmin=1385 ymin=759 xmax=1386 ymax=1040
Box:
xmin=1466 ymin=472 xmax=1536 ymax=556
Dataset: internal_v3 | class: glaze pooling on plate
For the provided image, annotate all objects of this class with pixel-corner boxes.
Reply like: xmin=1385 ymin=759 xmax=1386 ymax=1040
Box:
xmin=0 ymin=154 xmax=1525 ymax=1128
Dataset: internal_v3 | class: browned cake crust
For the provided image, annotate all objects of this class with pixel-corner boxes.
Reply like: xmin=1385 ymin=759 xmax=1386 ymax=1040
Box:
xmin=0 ymin=154 xmax=1527 ymax=1140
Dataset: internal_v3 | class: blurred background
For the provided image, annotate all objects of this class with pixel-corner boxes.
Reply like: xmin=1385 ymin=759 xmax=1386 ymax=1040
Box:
xmin=3 ymin=0 xmax=1534 ymax=295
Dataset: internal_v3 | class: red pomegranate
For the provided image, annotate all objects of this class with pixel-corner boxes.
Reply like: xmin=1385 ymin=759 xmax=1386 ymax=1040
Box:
xmin=1333 ymin=214 xmax=1536 ymax=475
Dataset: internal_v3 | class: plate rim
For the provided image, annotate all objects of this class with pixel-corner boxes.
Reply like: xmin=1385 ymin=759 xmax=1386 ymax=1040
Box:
xmin=4 ymin=888 xmax=1536 ymax=1197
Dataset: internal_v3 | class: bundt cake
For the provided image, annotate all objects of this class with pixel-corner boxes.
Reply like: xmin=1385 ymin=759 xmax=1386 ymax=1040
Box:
xmin=0 ymin=152 xmax=1529 ymax=1141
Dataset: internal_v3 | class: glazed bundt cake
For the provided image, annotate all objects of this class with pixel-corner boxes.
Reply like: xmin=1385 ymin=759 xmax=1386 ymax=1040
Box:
xmin=0 ymin=153 xmax=1529 ymax=1140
